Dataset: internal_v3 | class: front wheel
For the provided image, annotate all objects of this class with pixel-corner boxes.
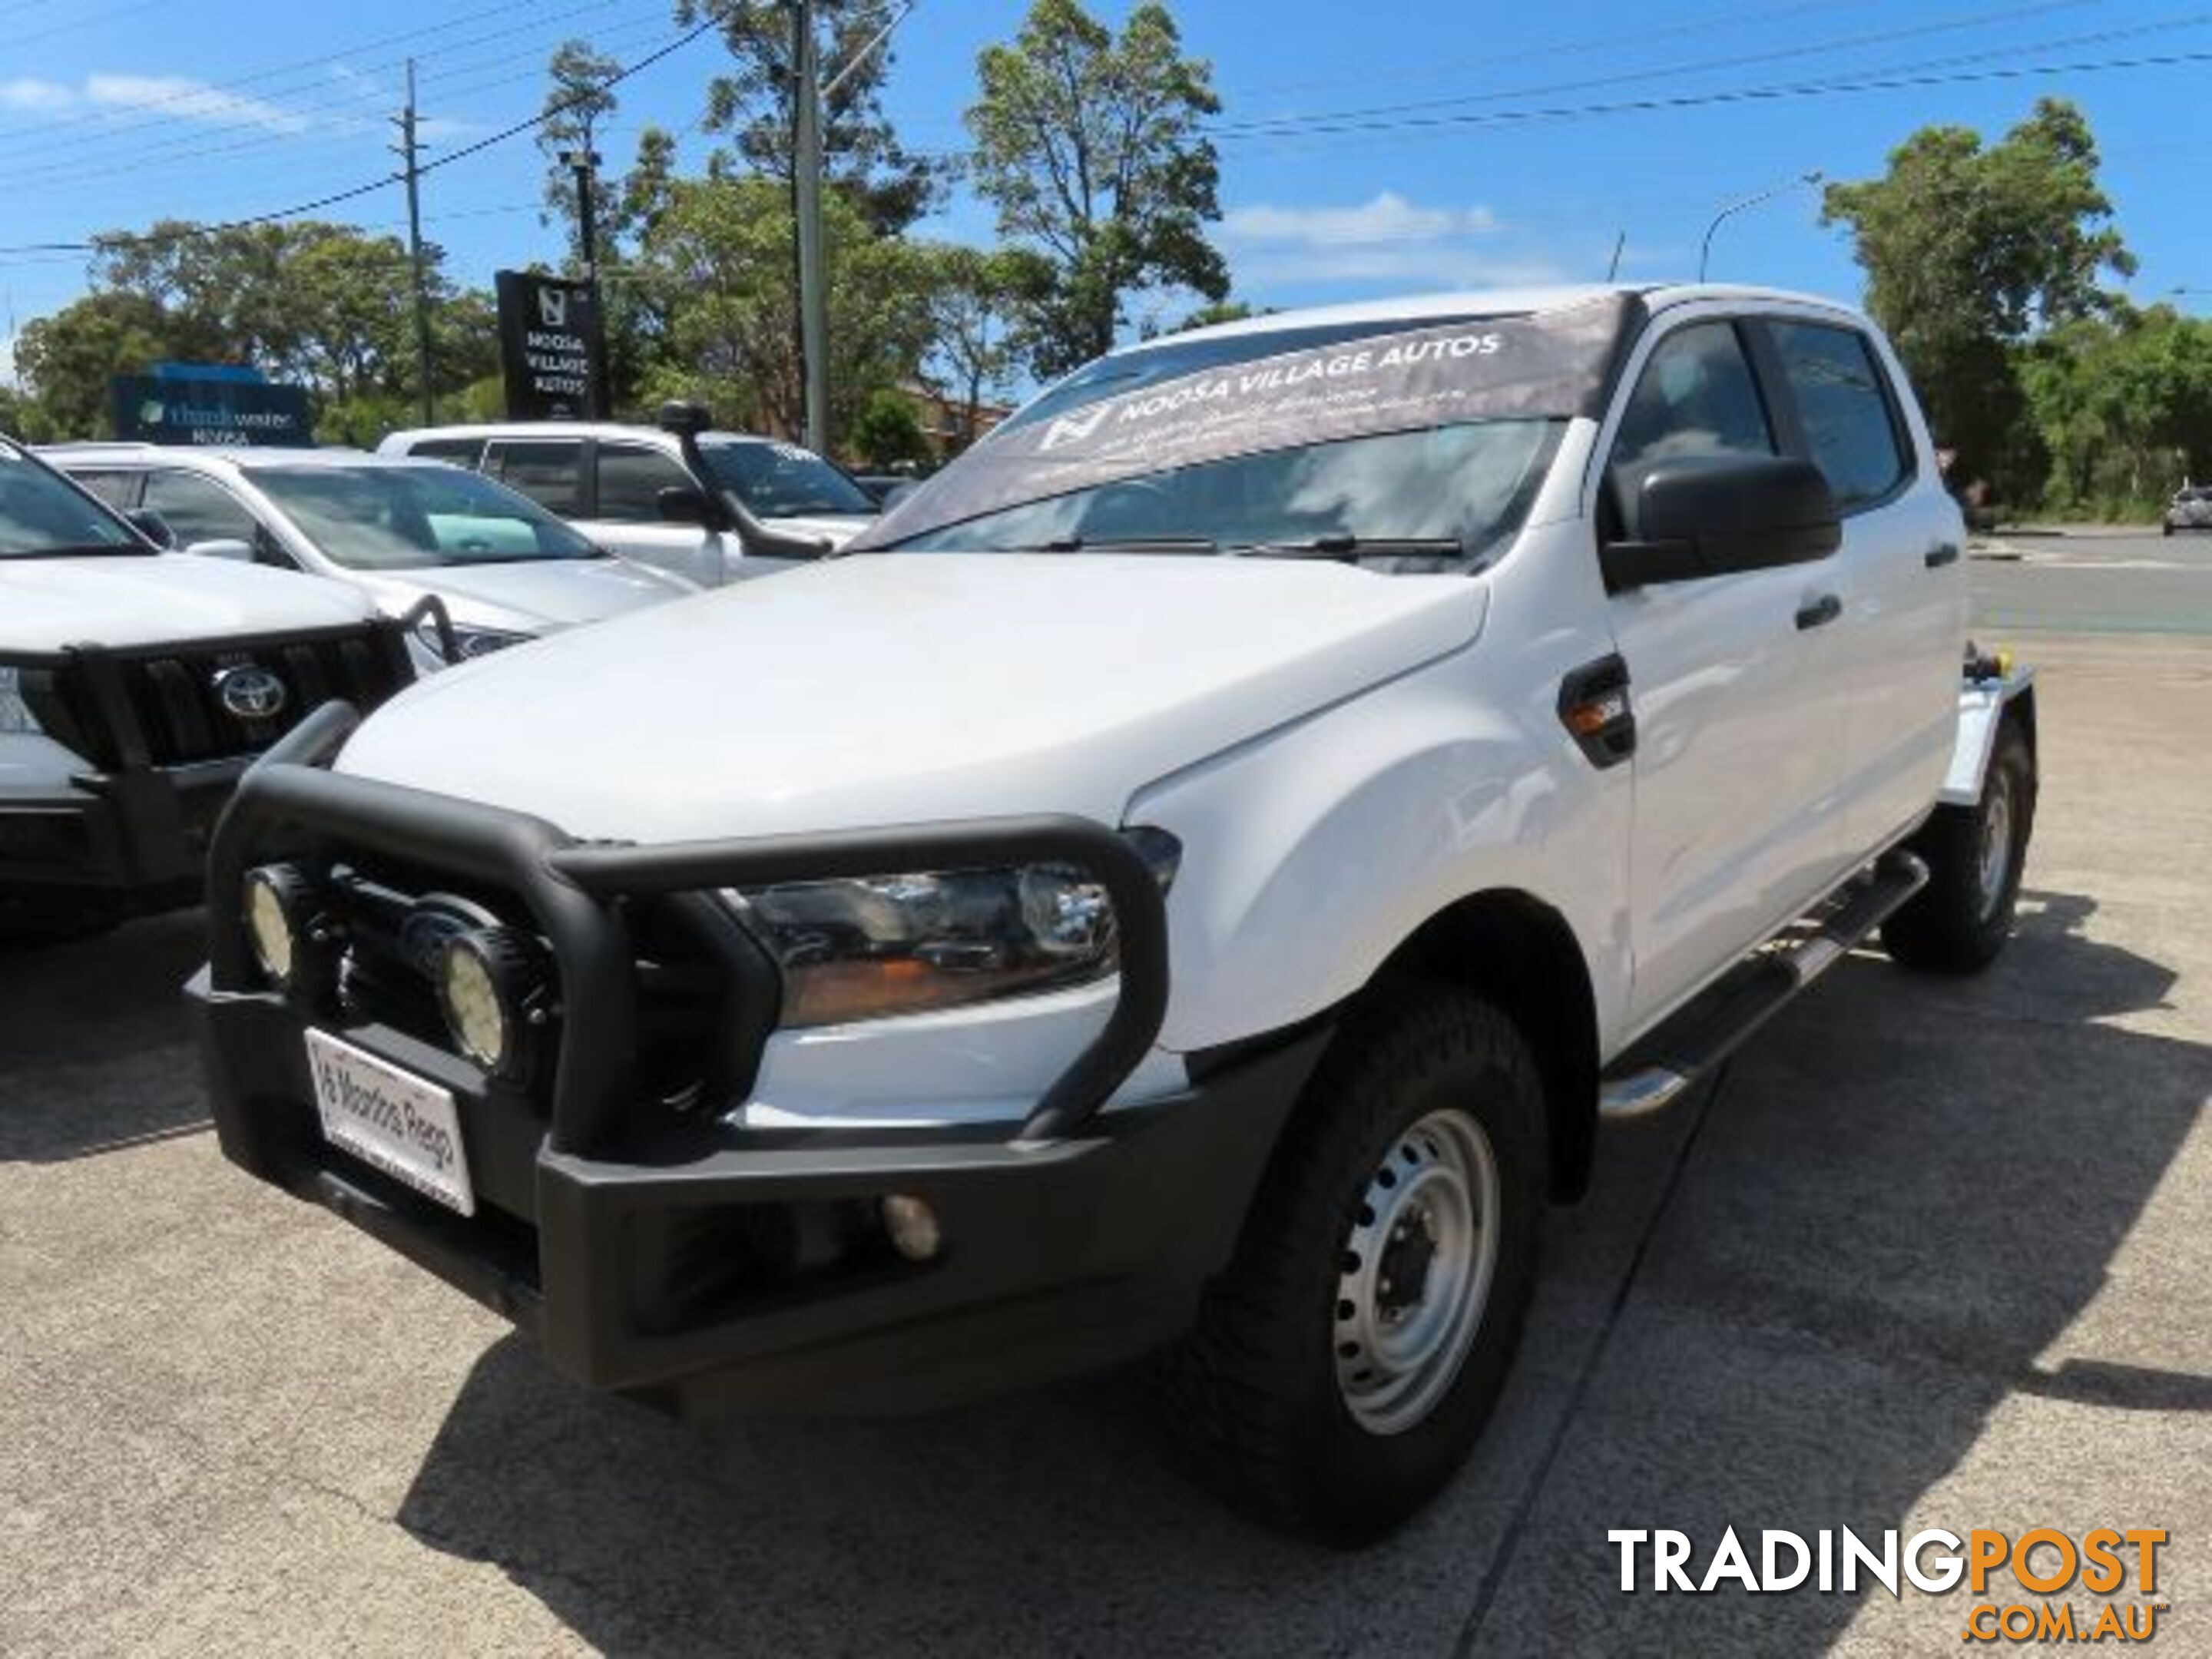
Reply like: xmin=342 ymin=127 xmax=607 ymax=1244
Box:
xmin=1161 ymin=988 xmax=1547 ymax=1543
xmin=1883 ymin=720 xmax=2035 ymax=974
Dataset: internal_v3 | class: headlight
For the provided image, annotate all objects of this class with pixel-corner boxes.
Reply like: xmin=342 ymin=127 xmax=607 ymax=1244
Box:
xmin=0 ymin=667 xmax=44 ymax=736
xmin=242 ymin=863 xmax=328 ymax=993
xmin=435 ymin=926 xmax=551 ymax=1077
xmin=733 ymin=826 xmax=1179 ymax=1028
xmin=415 ymin=616 xmax=533 ymax=663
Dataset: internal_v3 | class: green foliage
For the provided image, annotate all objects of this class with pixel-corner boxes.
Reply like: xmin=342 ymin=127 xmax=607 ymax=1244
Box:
xmin=1174 ymin=298 xmax=1265 ymax=333
xmin=1823 ymin=99 xmax=2134 ymax=496
xmin=848 ymin=386 xmax=929 ymax=466
xmin=538 ymin=39 xmax=624 ymax=269
xmin=8 ymin=220 xmax=495 ymax=441
xmin=966 ymin=0 xmax=1227 ymax=377
xmin=2019 ymin=306 xmax=2212 ymax=515
xmin=916 ymin=243 xmax=1051 ymax=451
xmin=628 ymin=174 xmax=936 ymax=447
xmin=674 ymin=0 xmax=939 ymax=233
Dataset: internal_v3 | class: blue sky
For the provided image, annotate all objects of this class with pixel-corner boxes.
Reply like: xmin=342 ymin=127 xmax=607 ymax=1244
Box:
xmin=2 ymin=0 xmax=2207 ymax=379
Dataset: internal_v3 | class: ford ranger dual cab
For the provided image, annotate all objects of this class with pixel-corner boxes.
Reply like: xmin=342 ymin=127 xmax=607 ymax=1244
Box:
xmin=190 ymin=284 xmax=2038 ymax=1541
xmin=0 ymin=437 xmax=419 ymax=944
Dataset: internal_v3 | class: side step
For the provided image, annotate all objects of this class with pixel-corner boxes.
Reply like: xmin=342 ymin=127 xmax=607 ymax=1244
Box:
xmin=1598 ymin=849 xmax=1929 ymax=1121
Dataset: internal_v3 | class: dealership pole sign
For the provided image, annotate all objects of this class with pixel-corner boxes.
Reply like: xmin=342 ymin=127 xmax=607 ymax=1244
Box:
xmin=494 ymin=270 xmax=604 ymax=420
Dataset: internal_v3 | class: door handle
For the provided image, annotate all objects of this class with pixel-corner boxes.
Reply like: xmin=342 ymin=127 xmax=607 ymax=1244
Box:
xmin=1924 ymin=542 xmax=1961 ymax=569
xmin=1795 ymin=593 xmax=1843 ymax=631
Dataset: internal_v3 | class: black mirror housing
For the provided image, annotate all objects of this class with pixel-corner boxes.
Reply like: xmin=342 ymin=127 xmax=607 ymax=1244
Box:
xmin=655 ymin=484 xmax=714 ymax=526
xmin=1601 ymin=454 xmax=1840 ymax=593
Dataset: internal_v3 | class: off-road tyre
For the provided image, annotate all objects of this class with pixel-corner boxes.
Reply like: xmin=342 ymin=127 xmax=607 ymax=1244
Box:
xmin=1160 ymin=986 xmax=1548 ymax=1545
xmin=1882 ymin=720 xmax=2035 ymax=974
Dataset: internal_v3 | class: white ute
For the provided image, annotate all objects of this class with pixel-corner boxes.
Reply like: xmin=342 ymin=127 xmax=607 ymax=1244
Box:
xmin=41 ymin=444 xmax=694 ymax=664
xmin=0 ymin=438 xmax=417 ymax=943
xmin=193 ymin=285 xmax=2037 ymax=1541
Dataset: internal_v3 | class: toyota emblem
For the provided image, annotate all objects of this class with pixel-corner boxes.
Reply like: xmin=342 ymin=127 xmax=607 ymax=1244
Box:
xmin=214 ymin=664 xmax=290 ymax=722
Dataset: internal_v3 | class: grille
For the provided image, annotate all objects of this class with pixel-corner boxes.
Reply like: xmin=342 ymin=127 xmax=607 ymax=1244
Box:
xmin=23 ymin=627 xmax=409 ymax=770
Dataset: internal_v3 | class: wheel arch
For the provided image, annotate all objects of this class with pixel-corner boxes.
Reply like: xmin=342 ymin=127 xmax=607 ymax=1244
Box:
xmin=1356 ymin=888 xmax=1601 ymax=1204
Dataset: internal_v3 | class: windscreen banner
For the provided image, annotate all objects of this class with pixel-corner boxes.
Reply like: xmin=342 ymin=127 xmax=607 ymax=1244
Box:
xmin=495 ymin=270 xmax=604 ymax=420
xmin=854 ymin=291 xmax=1641 ymax=549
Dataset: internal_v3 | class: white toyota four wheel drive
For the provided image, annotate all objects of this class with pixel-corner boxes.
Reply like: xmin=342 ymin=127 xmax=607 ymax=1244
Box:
xmin=191 ymin=283 xmax=2037 ymax=1540
xmin=0 ymin=439 xmax=418 ymax=945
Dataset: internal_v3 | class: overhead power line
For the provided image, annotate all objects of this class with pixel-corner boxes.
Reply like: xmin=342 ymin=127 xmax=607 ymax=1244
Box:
xmin=1210 ymin=0 xmax=2177 ymax=137
xmin=0 ymin=6 xmax=733 ymax=259
xmin=1207 ymin=43 xmax=2212 ymax=150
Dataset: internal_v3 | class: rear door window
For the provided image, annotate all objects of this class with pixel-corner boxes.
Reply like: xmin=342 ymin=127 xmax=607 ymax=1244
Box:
xmin=1767 ymin=322 xmax=1911 ymax=509
xmin=594 ymin=443 xmax=696 ymax=523
xmin=488 ymin=440 xmax=584 ymax=516
xmin=408 ymin=437 xmax=488 ymax=470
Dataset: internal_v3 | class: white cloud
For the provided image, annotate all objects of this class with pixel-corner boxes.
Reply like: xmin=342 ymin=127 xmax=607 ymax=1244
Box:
xmin=0 ymin=78 xmax=74 ymax=112
xmin=84 ymin=73 xmax=310 ymax=134
xmin=1223 ymin=191 xmax=1499 ymax=248
xmin=1219 ymin=190 xmax=1562 ymax=289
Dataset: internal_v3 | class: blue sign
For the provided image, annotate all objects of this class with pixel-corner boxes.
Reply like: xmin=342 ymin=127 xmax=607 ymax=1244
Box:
xmin=110 ymin=375 xmax=312 ymax=446
xmin=149 ymin=362 xmax=267 ymax=386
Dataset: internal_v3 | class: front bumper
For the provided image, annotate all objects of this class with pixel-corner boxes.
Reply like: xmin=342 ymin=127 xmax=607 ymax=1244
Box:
xmin=194 ymin=703 xmax=1328 ymax=1414
xmin=194 ymin=972 xmax=1323 ymax=1414
xmin=0 ymin=757 xmax=246 ymax=904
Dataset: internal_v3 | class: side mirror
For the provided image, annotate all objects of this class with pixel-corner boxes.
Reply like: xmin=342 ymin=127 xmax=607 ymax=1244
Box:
xmin=1601 ymin=454 xmax=1840 ymax=593
xmin=656 ymin=484 xmax=714 ymax=526
xmin=184 ymin=537 xmax=256 ymax=562
xmin=125 ymin=507 xmax=176 ymax=549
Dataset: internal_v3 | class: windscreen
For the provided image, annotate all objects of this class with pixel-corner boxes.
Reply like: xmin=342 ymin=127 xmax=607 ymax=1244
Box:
xmin=697 ymin=438 xmax=876 ymax=518
xmin=0 ymin=443 xmax=143 ymax=558
xmin=853 ymin=290 xmax=1640 ymax=559
xmin=251 ymin=464 xmax=602 ymax=570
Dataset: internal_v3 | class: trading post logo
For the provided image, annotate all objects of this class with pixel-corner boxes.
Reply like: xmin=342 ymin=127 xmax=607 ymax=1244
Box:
xmin=1609 ymin=1526 xmax=2171 ymax=1644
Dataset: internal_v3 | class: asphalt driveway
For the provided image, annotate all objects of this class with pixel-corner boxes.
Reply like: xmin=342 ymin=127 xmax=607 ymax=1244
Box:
xmin=2 ymin=631 xmax=2207 ymax=1656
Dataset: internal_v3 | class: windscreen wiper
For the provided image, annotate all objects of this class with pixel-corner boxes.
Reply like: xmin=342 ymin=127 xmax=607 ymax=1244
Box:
xmin=1227 ymin=534 xmax=1465 ymax=562
xmin=1027 ymin=535 xmax=1220 ymax=554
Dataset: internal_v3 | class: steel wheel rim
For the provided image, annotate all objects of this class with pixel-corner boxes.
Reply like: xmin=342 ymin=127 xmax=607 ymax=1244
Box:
xmin=1333 ymin=1108 xmax=1501 ymax=1435
xmin=1977 ymin=773 xmax=2014 ymax=916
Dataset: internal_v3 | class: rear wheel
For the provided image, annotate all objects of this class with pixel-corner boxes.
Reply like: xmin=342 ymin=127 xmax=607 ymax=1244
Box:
xmin=1882 ymin=720 xmax=2035 ymax=974
xmin=1161 ymin=988 xmax=1547 ymax=1544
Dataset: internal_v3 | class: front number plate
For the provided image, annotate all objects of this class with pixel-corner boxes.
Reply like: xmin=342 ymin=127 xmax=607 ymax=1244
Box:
xmin=305 ymin=1029 xmax=476 ymax=1217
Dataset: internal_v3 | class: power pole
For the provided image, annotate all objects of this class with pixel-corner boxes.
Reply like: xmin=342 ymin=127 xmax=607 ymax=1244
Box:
xmin=558 ymin=127 xmax=611 ymax=418
xmin=391 ymin=59 xmax=435 ymax=426
xmin=793 ymin=0 xmax=830 ymax=453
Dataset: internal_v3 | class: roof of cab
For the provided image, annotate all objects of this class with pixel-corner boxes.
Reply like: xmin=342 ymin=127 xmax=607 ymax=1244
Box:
xmin=1142 ymin=281 xmax=1868 ymax=353
xmin=38 ymin=442 xmax=458 ymax=472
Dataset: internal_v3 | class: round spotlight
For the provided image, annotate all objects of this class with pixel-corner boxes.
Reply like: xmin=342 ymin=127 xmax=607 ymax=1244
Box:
xmin=242 ymin=863 xmax=318 ymax=991
xmin=880 ymin=1194 xmax=942 ymax=1263
xmin=435 ymin=926 xmax=547 ymax=1077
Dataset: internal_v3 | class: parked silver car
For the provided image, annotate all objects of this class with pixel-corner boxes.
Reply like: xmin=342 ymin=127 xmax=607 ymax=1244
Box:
xmin=376 ymin=409 xmax=877 ymax=586
xmin=42 ymin=444 xmax=694 ymax=664
xmin=2164 ymin=485 xmax=2212 ymax=535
